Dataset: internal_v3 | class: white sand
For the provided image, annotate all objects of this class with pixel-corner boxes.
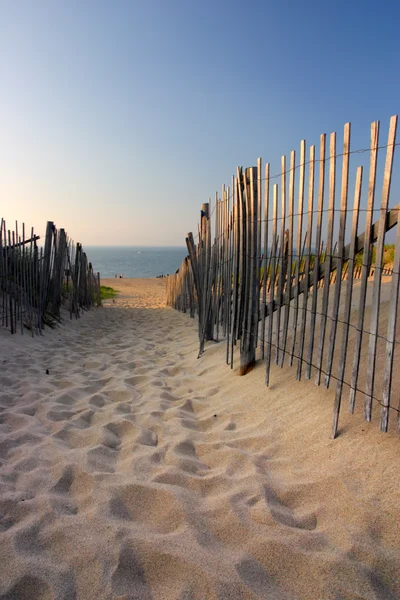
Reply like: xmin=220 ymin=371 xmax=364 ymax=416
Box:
xmin=0 ymin=278 xmax=399 ymax=600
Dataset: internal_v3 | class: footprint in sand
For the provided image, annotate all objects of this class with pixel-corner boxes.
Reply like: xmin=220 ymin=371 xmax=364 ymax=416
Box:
xmin=139 ymin=428 xmax=158 ymax=447
xmin=110 ymin=483 xmax=184 ymax=534
xmin=101 ymin=425 xmax=121 ymax=450
xmin=17 ymin=405 xmax=37 ymax=417
xmin=115 ymin=403 xmax=133 ymax=416
xmin=224 ymin=421 xmax=236 ymax=431
xmin=105 ymin=420 xmax=138 ymax=441
xmin=108 ymin=495 xmax=132 ymax=521
xmin=111 ymin=543 xmax=152 ymax=598
xmin=0 ymin=575 xmax=53 ymax=600
xmin=89 ymin=394 xmax=108 ymax=409
xmin=87 ymin=444 xmax=118 ymax=473
xmin=54 ymin=393 xmax=76 ymax=407
xmin=235 ymin=557 xmax=289 ymax=599
xmin=124 ymin=375 xmax=148 ymax=388
xmin=263 ymin=484 xmax=317 ymax=531
xmin=52 ymin=465 xmax=75 ymax=494
xmin=104 ymin=389 xmax=138 ymax=403
xmin=151 ymin=379 xmax=164 ymax=387
xmin=46 ymin=409 xmax=76 ymax=422
xmin=13 ymin=521 xmax=46 ymax=556
xmin=71 ymin=409 xmax=95 ymax=429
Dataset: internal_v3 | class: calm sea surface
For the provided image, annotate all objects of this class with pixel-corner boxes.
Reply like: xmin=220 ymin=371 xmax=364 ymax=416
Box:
xmin=85 ymin=246 xmax=187 ymax=278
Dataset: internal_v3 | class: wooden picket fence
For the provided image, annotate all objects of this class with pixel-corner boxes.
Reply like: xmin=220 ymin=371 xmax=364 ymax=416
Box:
xmin=0 ymin=219 xmax=101 ymax=336
xmin=166 ymin=115 xmax=400 ymax=437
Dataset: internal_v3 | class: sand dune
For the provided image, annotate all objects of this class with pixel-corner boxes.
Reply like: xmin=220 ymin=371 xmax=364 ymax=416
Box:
xmin=0 ymin=278 xmax=399 ymax=600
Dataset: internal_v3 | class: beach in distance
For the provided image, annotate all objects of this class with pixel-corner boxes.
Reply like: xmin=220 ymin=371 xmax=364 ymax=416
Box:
xmin=85 ymin=247 xmax=187 ymax=278
xmin=0 ymin=277 xmax=399 ymax=600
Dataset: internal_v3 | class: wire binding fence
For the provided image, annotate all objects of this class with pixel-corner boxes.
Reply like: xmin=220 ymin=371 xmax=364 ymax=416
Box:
xmin=166 ymin=115 xmax=400 ymax=437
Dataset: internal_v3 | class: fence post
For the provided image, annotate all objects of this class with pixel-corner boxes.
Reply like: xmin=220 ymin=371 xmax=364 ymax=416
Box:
xmin=240 ymin=167 xmax=258 ymax=375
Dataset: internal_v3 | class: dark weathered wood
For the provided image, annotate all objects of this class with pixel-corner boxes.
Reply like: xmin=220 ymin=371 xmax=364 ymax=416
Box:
xmin=3 ymin=235 xmax=40 ymax=250
xmin=33 ymin=237 xmax=40 ymax=330
xmin=202 ymin=203 xmax=213 ymax=341
xmin=297 ymin=144 xmax=315 ymax=380
xmin=20 ymin=224 xmax=26 ymax=333
xmin=225 ymin=188 xmax=231 ymax=362
xmin=255 ymin=157 xmax=262 ymax=348
xmin=9 ymin=230 xmax=15 ymax=334
xmin=240 ymin=167 xmax=258 ymax=375
xmin=266 ymin=184 xmax=278 ymax=386
xmin=40 ymin=221 xmax=54 ymax=325
xmin=275 ymin=155 xmax=286 ymax=364
xmin=215 ymin=194 xmax=221 ymax=341
xmin=0 ymin=220 xmax=4 ymax=327
xmin=279 ymin=151 xmax=295 ymax=368
xmin=241 ymin=177 xmax=251 ymax=360
xmin=289 ymin=140 xmax=305 ymax=366
xmin=331 ymin=166 xmax=363 ymax=438
xmin=27 ymin=226 xmax=35 ymax=334
xmin=261 ymin=163 xmax=270 ymax=360
xmin=238 ymin=169 xmax=247 ymax=345
xmin=186 ymin=232 xmax=201 ymax=330
xmin=231 ymin=180 xmax=239 ymax=367
xmin=0 ymin=217 xmax=99 ymax=336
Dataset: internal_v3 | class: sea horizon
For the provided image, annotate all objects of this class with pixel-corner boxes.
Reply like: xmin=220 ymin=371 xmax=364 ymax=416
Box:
xmin=85 ymin=245 xmax=187 ymax=278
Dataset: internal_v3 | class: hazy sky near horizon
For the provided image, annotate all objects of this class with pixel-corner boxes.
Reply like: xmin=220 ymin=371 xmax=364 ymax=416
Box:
xmin=1 ymin=0 xmax=399 ymax=245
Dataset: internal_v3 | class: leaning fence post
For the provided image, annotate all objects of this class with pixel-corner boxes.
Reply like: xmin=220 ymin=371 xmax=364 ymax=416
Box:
xmin=240 ymin=167 xmax=258 ymax=375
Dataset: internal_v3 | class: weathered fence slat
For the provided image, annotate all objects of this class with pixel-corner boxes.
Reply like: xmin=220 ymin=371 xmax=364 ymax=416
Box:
xmin=240 ymin=167 xmax=258 ymax=375
xmin=289 ymin=140 xmax=305 ymax=367
xmin=365 ymin=115 xmax=397 ymax=421
xmin=297 ymin=144 xmax=315 ymax=380
xmin=381 ymin=211 xmax=400 ymax=432
xmin=324 ymin=123 xmax=351 ymax=388
xmin=261 ymin=163 xmax=270 ymax=360
xmin=231 ymin=182 xmax=239 ymax=367
xmin=266 ymin=184 xmax=278 ymax=386
xmin=349 ymin=121 xmax=380 ymax=413
xmin=331 ymin=166 xmax=363 ymax=438
xmin=315 ymin=132 xmax=336 ymax=385
xmin=280 ymin=151 xmax=295 ymax=368
xmin=275 ymin=155 xmax=286 ymax=365
xmin=255 ymin=158 xmax=262 ymax=348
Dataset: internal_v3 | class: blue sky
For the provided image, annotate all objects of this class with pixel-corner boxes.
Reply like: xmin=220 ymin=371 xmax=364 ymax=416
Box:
xmin=0 ymin=0 xmax=399 ymax=245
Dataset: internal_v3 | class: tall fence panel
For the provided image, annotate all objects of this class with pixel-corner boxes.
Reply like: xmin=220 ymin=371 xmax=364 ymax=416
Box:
xmin=167 ymin=115 xmax=399 ymax=437
xmin=0 ymin=219 xmax=101 ymax=336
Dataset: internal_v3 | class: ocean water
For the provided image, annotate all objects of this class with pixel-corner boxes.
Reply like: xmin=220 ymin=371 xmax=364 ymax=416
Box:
xmin=85 ymin=246 xmax=187 ymax=278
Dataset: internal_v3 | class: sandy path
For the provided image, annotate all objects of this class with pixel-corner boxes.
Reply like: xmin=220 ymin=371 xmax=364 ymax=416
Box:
xmin=0 ymin=278 xmax=399 ymax=600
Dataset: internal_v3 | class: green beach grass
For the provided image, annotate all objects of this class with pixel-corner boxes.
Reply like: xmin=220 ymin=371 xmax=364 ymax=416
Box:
xmin=100 ymin=285 xmax=118 ymax=300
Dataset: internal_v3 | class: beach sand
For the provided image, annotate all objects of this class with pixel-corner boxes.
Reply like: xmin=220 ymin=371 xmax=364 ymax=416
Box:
xmin=0 ymin=277 xmax=399 ymax=600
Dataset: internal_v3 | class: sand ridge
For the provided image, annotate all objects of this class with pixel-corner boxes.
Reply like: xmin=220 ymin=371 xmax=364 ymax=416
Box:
xmin=0 ymin=278 xmax=399 ymax=600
